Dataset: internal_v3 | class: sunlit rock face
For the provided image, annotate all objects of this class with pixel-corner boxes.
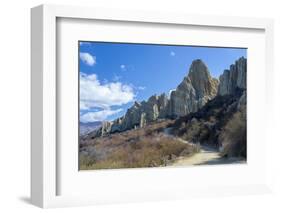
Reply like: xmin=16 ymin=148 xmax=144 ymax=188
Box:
xmin=90 ymin=57 xmax=247 ymax=137
xmin=168 ymin=59 xmax=219 ymax=117
xmin=218 ymin=57 xmax=247 ymax=96
xmin=109 ymin=59 xmax=219 ymax=132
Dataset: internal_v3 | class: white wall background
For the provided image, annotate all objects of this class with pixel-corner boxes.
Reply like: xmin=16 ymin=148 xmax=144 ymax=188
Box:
xmin=0 ymin=0 xmax=280 ymax=212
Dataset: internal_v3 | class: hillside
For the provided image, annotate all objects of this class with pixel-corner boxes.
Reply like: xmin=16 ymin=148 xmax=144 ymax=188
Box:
xmin=80 ymin=57 xmax=247 ymax=169
xmin=170 ymin=88 xmax=246 ymax=158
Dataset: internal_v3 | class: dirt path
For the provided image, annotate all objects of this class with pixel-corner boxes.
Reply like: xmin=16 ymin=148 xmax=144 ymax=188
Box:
xmin=171 ymin=145 xmax=221 ymax=166
xmin=163 ymin=128 xmax=244 ymax=166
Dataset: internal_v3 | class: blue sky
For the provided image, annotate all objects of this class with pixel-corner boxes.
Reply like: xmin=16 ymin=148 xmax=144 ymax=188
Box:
xmin=79 ymin=41 xmax=246 ymax=123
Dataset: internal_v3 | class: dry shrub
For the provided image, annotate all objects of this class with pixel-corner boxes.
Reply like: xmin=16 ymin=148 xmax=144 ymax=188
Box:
xmin=79 ymin=154 xmax=96 ymax=169
xmin=219 ymin=106 xmax=246 ymax=158
xmin=79 ymin=120 xmax=197 ymax=170
xmin=181 ymin=120 xmax=201 ymax=142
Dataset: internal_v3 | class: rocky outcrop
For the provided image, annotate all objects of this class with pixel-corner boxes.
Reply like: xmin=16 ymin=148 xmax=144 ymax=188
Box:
xmin=218 ymin=57 xmax=247 ymax=96
xmin=158 ymin=93 xmax=169 ymax=118
xmin=110 ymin=94 xmax=168 ymax=133
xmin=188 ymin=59 xmax=219 ymax=98
xmin=92 ymin=59 xmax=219 ymax=137
xmin=90 ymin=57 xmax=246 ymax=138
xmin=93 ymin=121 xmax=112 ymax=137
xmin=100 ymin=121 xmax=112 ymax=136
xmin=169 ymin=59 xmax=219 ymax=117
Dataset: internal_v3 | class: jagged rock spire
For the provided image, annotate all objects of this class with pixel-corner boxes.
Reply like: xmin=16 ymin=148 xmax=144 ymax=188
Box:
xmin=91 ymin=57 xmax=246 ymax=137
xmin=218 ymin=57 xmax=247 ymax=96
xmin=169 ymin=59 xmax=218 ymax=117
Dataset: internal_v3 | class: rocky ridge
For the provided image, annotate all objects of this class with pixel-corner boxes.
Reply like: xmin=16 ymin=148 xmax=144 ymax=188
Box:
xmin=218 ymin=57 xmax=247 ymax=96
xmin=87 ymin=57 xmax=246 ymax=138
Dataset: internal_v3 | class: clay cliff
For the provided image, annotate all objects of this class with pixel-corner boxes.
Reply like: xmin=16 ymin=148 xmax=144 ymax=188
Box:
xmin=169 ymin=59 xmax=218 ymax=117
xmin=218 ymin=57 xmax=247 ymax=96
xmin=87 ymin=57 xmax=246 ymax=138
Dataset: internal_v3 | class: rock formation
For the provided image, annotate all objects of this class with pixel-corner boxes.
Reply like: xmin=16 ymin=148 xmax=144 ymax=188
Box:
xmin=91 ymin=59 xmax=220 ymax=136
xmin=218 ymin=57 xmax=247 ymax=96
xmin=110 ymin=94 xmax=168 ymax=133
xmin=89 ymin=57 xmax=246 ymax=138
xmin=93 ymin=121 xmax=112 ymax=137
xmin=169 ymin=59 xmax=218 ymax=117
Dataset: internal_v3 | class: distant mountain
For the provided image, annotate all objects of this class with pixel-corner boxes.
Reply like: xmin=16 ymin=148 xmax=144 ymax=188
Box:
xmin=80 ymin=121 xmax=102 ymax=136
xmin=88 ymin=57 xmax=247 ymax=139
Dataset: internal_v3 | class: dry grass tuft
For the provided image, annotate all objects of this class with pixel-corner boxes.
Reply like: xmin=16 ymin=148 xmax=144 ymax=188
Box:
xmin=80 ymin=120 xmax=197 ymax=170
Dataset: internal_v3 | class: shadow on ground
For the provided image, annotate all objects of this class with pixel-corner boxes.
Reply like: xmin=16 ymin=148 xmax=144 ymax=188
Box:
xmin=18 ymin=196 xmax=31 ymax=205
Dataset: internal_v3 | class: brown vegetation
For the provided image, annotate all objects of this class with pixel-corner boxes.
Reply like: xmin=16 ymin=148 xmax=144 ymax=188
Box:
xmin=219 ymin=106 xmax=247 ymax=158
xmin=172 ymin=93 xmax=241 ymax=146
xmin=79 ymin=120 xmax=198 ymax=170
xmin=80 ymin=90 xmax=247 ymax=170
xmin=170 ymin=89 xmax=247 ymax=159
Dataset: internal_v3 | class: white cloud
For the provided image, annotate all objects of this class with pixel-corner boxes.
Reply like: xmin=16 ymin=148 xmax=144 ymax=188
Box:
xmin=80 ymin=72 xmax=135 ymax=110
xmin=80 ymin=52 xmax=96 ymax=66
xmin=80 ymin=108 xmax=122 ymax=122
xmin=120 ymin=64 xmax=126 ymax=71
xmin=170 ymin=51 xmax=176 ymax=56
xmin=137 ymin=86 xmax=146 ymax=90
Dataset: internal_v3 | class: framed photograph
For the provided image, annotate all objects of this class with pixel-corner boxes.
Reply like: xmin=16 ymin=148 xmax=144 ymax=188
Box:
xmin=31 ymin=4 xmax=274 ymax=208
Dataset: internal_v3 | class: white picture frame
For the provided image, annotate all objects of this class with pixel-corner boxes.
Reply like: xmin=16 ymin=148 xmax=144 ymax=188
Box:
xmin=31 ymin=4 xmax=274 ymax=208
